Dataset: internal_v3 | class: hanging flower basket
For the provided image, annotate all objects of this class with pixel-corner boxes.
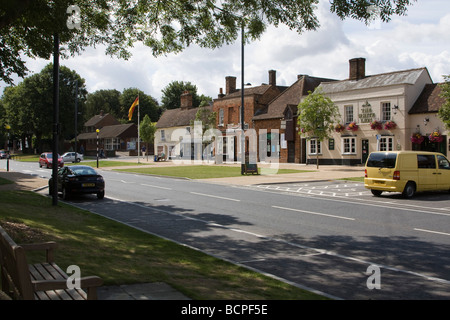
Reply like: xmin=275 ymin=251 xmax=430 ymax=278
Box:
xmin=429 ymin=131 xmax=444 ymax=143
xmin=411 ymin=132 xmax=424 ymax=144
xmin=334 ymin=124 xmax=345 ymax=133
xmin=384 ymin=121 xmax=397 ymax=130
xmin=370 ymin=120 xmax=382 ymax=130
xmin=346 ymin=122 xmax=359 ymax=132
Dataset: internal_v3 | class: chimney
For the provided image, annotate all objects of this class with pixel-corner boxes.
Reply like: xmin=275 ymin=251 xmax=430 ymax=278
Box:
xmin=269 ymin=70 xmax=276 ymax=86
xmin=218 ymin=88 xmax=225 ymax=99
xmin=225 ymin=76 xmax=237 ymax=95
xmin=349 ymin=58 xmax=366 ymax=80
xmin=180 ymin=90 xmax=193 ymax=110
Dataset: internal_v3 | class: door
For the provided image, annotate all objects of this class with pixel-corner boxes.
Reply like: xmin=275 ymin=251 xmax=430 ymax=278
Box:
xmin=417 ymin=154 xmax=437 ymax=190
xmin=361 ymin=139 xmax=369 ymax=164
xmin=437 ymin=154 xmax=450 ymax=190
xmin=288 ymin=141 xmax=295 ymax=163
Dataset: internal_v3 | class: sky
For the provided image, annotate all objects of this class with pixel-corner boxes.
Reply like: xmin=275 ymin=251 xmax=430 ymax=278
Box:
xmin=2 ymin=0 xmax=450 ymax=103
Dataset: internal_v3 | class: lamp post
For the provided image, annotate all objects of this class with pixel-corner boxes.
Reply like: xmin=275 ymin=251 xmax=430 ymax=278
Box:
xmin=240 ymin=24 xmax=245 ymax=175
xmin=5 ymin=125 xmax=10 ymax=172
xmin=96 ymin=129 xmax=99 ymax=168
xmin=52 ymin=33 xmax=60 ymax=206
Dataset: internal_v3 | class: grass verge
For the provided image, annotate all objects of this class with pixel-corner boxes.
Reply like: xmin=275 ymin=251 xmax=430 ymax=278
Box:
xmin=0 ymin=187 xmax=327 ymax=300
xmin=116 ymin=165 xmax=312 ymax=179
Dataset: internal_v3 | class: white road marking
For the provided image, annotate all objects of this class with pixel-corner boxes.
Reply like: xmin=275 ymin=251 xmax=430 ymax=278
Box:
xmin=272 ymin=205 xmax=355 ymax=221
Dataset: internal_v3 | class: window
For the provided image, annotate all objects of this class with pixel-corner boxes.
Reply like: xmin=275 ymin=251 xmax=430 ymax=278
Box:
xmin=417 ymin=155 xmax=436 ymax=169
xmin=342 ymin=137 xmax=356 ymax=154
xmin=219 ymin=109 xmax=224 ymax=125
xmin=381 ymin=102 xmax=391 ymax=121
xmin=344 ymin=105 xmax=354 ymax=124
xmin=379 ymin=137 xmax=393 ymax=151
xmin=104 ymin=138 xmax=120 ymax=150
xmin=309 ymin=139 xmax=321 ymax=155
xmin=161 ymin=130 xmax=166 ymax=141
xmin=437 ymin=155 xmax=450 ymax=169
xmin=329 ymin=139 xmax=335 ymax=150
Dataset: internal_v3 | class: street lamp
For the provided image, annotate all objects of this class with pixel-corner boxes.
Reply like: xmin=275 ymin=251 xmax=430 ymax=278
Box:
xmin=5 ymin=124 xmax=11 ymax=172
xmin=240 ymin=24 xmax=245 ymax=175
xmin=96 ymin=129 xmax=100 ymax=168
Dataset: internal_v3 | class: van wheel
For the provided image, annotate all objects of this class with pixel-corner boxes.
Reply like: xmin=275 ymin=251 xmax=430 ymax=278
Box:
xmin=371 ymin=190 xmax=382 ymax=197
xmin=402 ymin=182 xmax=416 ymax=199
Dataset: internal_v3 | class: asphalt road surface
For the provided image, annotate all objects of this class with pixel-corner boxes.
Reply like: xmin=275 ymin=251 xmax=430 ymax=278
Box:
xmin=6 ymin=160 xmax=450 ymax=300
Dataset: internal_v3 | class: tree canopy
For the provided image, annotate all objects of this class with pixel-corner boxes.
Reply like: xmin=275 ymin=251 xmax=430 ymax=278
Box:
xmin=297 ymin=88 xmax=340 ymax=168
xmin=1 ymin=0 xmax=416 ymax=84
xmin=161 ymin=81 xmax=212 ymax=110
xmin=438 ymin=76 xmax=450 ymax=129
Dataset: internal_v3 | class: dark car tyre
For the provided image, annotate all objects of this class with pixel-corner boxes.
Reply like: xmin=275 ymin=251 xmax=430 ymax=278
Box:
xmin=371 ymin=189 xmax=382 ymax=197
xmin=402 ymin=182 xmax=416 ymax=199
xmin=97 ymin=190 xmax=105 ymax=200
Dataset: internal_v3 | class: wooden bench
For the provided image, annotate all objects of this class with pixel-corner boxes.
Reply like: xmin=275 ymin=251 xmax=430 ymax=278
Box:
xmin=0 ymin=225 xmax=103 ymax=300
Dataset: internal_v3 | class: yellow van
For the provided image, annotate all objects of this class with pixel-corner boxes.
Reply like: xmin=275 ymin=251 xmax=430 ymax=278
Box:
xmin=364 ymin=151 xmax=450 ymax=198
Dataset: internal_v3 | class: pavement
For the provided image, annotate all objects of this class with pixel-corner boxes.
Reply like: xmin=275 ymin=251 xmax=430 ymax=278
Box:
xmin=0 ymin=158 xmax=364 ymax=300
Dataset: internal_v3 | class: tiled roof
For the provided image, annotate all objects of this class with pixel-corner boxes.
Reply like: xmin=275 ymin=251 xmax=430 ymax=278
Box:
xmin=321 ymin=68 xmax=429 ymax=94
xmin=77 ymin=123 xmax=137 ymax=140
xmin=409 ymin=83 xmax=446 ymax=114
xmin=156 ymin=105 xmax=213 ymax=128
xmin=219 ymin=84 xmax=288 ymax=100
xmin=253 ymin=75 xmax=336 ymax=120
xmin=84 ymin=113 xmax=119 ymax=127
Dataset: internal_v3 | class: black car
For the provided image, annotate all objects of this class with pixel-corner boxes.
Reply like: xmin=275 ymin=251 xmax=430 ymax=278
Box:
xmin=49 ymin=165 xmax=105 ymax=200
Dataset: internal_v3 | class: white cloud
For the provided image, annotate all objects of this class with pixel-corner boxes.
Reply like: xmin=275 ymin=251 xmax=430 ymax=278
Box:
xmin=2 ymin=0 xmax=450 ymax=101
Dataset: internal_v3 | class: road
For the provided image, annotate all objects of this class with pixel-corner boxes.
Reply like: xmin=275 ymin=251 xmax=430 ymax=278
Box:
xmin=4 ymin=160 xmax=450 ymax=300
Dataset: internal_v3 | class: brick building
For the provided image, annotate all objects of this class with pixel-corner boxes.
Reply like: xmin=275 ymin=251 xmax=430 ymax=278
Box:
xmin=212 ymin=70 xmax=288 ymax=161
xmin=253 ymin=75 xmax=336 ymax=163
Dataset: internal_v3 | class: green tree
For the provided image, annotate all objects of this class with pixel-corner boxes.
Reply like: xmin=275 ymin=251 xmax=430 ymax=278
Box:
xmin=0 ymin=0 xmax=416 ymax=84
xmin=1 ymin=63 xmax=86 ymax=153
xmin=297 ymin=88 xmax=340 ymax=169
xmin=120 ymin=88 xmax=160 ymax=123
xmin=161 ymin=81 xmax=208 ymax=110
xmin=439 ymin=76 xmax=450 ymax=129
xmin=139 ymin=114 xmax=157 ymax=162
xmin=84 ymin=89 xmax=121 ymax=122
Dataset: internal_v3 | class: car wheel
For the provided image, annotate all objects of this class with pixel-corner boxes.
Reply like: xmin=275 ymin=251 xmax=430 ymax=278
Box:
xmin=97 ymin=190 xmax=105 ymax=200
xmin=48 ymin=183 xmax=53 ymax=196
xmin=402 ymin=182 xmax=416 ymax=199
xmin=76 ymin=158 xmax=81 ymax=163
xmin=62 ymin=187 xmax=71 ymax=200
xmin=371 ymin=189 xmax=382 ymax=197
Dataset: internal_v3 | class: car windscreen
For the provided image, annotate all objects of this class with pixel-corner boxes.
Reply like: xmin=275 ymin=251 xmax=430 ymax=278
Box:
xmin=71 ymin=167 xmax=98 ymax=176
xmin=366 ymin=153 xmax=397 ymax=168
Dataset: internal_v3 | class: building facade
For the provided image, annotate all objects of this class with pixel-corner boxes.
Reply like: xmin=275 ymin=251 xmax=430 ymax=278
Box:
xmin=155 ymin=91 xmax=214 ymax=160
xmin=212 ymin=70 xmax=288 ymax=162
xmin=306 ymin=58 xmax=449 ymax=165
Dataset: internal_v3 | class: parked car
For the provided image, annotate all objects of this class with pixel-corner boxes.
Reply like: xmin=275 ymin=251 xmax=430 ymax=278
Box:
xmin=364 ymin=151 xmax=450 ymax=198
xmin=0 ymin=150 xmax=8 ymax=159
xmin=39 ymin=152 xmax=64 ymax=169
xmin=48 ymin=165 xmax=105 ymax=200
xmin=62 ymin=152 xmax=84 ymax=163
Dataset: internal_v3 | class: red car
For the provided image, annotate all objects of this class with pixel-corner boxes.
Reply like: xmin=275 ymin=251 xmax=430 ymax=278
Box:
xmin=39 ymin=152 xmax=64 ymax=169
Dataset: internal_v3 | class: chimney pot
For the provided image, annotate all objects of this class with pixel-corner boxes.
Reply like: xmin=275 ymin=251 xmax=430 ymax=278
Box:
xmin=269 ymin=70 xmax=276 ymax=86
xmin=349 ymin=58 xmax=366 ymax=80
xmin=180 ymin=91 xmax=193 ymax=110
xmin=225 ymin=76 xmax=237 ymax=95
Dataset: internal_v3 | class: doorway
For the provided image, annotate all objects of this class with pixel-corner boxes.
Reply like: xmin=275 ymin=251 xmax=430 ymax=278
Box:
xmin=362 ymin=139 xmax=369 ymax=164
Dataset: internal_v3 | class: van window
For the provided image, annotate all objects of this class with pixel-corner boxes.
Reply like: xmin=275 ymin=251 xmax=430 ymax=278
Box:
xmin=437 ymin=155 xmax=450 ymax=169
xmin=417 ymin=155 xmax=436 ymax=169
xmin=366 ymin=152 xmax=397 ymax=168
